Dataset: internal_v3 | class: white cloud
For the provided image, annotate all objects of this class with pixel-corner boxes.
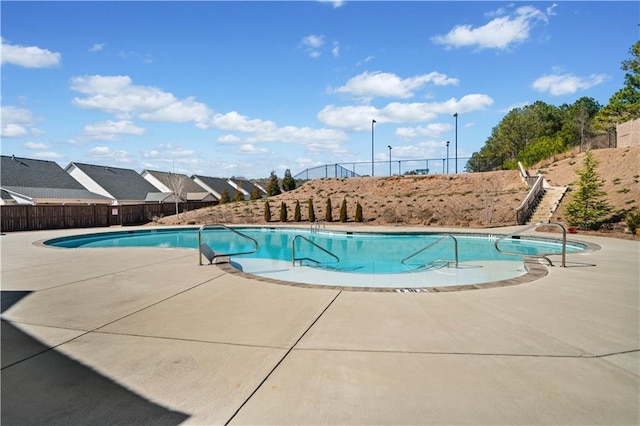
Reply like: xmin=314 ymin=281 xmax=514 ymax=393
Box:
xmin=432 ymin=5 xmax=551 ymax=50
xmin=301 ymin=34 xmax=325 ymax=57
xmin=208 ymin=111 xmax=348 ymax=146
xmin=318 ymin=0 xmax=345 ymax=8
xmin=71 ymin=75 xmax=211 ymax=125
xmin=33 ymin=152 xmax=62 ymax=159
xmin=395 ymin=123 xmax=451 ymax=139
xmin=1 ymin=38 xmax=61 ymax=68
xmin=1 ymin=106 xmax=41 ymax=137
xmin=24 ymin=142 xmax=49 ymax=150
xmin=332 ymin=41 xmax=340 ymax=58
xmin=239 ymin=144 xmax=269 ymax=154
xmin=500 ymin=101 xmax=529 ymax=113
xmin=318 ymin=94 xmax=493 ymax=131
xmin=531 ymin=73 xmax=608 ymax=95
xmin=334 ymin=71 xmax=459 ymax=100
xmin=89 ymin=43 xmax=105 ymax=52
xmin=82 ymin=120 xmax=146 ymax=141
xmin=90 ymin=146 xmax=130 ymax=162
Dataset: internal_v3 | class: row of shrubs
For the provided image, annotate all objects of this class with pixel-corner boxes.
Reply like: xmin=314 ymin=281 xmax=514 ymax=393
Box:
xmin=264 ymin=198 xmax=364 ymax=223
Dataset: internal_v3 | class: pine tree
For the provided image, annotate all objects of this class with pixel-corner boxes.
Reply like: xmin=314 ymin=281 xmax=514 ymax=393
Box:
xmin=280 ymin=201 xmax=288 ymax=222
xmin=355 ymin=202 xmax=363 ymax=222
xmin=339 ymin=198 xmax=348 ymax=222
xmin=250 ymin=185 xmax=262 ymax=200
xmin=565 ymin=151 xmax=611 ymax=230
xmin=233 ymin=191 xmax=245 ymax=202
xmin=266 ymin=171 xmax=282 ymax=196
xmin=264 ymin=200 xmax=271 ymax=222
xmin=294 ymin=200 xmax=302 ymax=222
xmin=282 ymin=169 xmax=296 ymax=191
xmin=325 ymin=198 xmax=333 ymax=222
xmin=308 ymin=198 xmax=316 ymax=222
xmin=219 ymin=189 xmax=230 ymax=204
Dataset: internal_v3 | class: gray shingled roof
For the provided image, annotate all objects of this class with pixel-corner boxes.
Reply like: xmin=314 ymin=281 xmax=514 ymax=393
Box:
xmin=68 ymin=162 xmax=160 ymax=201
xmin=1 ymin=156 xmax=111 ymax=202
xmin=143 ymin=170 xmax=209 ymax=194
xmin=230 ymin=178 xmax=264 ymax=196
xmin=192 ymin=175 xmax=238 ymax=197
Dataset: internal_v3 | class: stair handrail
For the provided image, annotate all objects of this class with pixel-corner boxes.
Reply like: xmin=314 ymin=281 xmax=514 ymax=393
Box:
xmin=515 ymin=175 xmax=545 ymax=225
xmin=198 ymin=224 xmax=259 ymax=265
xmin=292 ymin=234 xmax=339 ymax=266
xmin=494 ymin=222 xmax=566 ymax=267
xmin=401 ymin=234 xmax=459 ymax=268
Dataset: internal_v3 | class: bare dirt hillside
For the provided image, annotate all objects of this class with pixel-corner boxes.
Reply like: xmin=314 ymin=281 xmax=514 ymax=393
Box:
xmin=155 ymin=147 xmax=639 ymax=236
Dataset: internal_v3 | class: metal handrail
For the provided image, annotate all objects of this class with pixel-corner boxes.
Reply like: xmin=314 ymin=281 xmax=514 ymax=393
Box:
xmin=292 ymin=234 xmax=339 ymax=266
xmin=494 ymin=222 xmax=566 ymax=267
xmin=311 ymin=219 xmax=326 ymax=234
xmin=401 ymin=235 xmax=459 ymax=268
xmin=198 ymin=224 xmax=259 ymax=265
xmin=515 ymin=175 xmax=545 ymax=225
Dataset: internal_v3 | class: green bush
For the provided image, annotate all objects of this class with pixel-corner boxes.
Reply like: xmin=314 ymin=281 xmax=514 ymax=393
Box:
xmin=233 ymin=191 xmax=244 ymax=202
xmin=308 ymin=199 xmax=316 ymax=222
xmin=219 ymin=189 xmax=230 ymax=204
xmin=355 ymin=202 xmax=363 ymax=222
xmin=264 ymin=200 xmax=271 ymax=222
xmin=250 ymin=185 xmax=262 ymax=200
xmin=325 ymin=198 xmax=333 ymax=222
xmin=294 ymin=200 xmax=302 ymax=222
xmin=280 ymin=201 xmax=288 ymax=222
xmin=626 ymin=209 xmax=640 ymax=234
xmin=339 ymin=198 xmax=348 ymax=222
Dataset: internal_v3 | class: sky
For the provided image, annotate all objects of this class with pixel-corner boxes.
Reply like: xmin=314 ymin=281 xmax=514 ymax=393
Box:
xmin=1 ymin=1 xmax=638 ymax=179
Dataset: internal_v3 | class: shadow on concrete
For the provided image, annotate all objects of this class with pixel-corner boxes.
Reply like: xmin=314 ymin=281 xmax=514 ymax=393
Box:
xmin=1 ymin=290 xmax=190 ymax=425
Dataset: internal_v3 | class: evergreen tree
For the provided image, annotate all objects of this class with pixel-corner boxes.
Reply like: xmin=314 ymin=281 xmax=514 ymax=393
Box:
xmin=282 ymin=169 xmax=296 ymax=191
xmin=294 ymin=200 xmax=302 ymax=222
xmin=325 ymin=198 xmax=333 ymax=222
xmin=266 ymin=171 xmax=282 ymax=196
xmin=308 ymin=198 xmax=316 ymax=222
xmin=565 ymin=151 xmax=612 ymax=230
xmin=233 ymin=191 xmax=245 ymax=202
xmin=264 ymin=200 xmax=271 ymax=222
xmin=280 ymin=201 xmax=288 ymax=222
xmin=339 ymin=198 xmax=348 ymax=222
xmin=219 ymin=189 xmax=230 ymax=204
xmin=250 ymin=185 xmax=262 ymax=200
xmin=355 ymin=202 xmax=363 ymax=223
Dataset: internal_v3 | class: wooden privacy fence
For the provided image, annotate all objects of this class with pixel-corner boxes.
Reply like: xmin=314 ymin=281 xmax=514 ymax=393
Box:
xmin=0 ymin=202 xmax=216 ymax=232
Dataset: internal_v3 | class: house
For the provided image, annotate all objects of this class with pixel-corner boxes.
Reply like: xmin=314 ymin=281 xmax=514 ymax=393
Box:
xmin=0 ymin=155 xmax=111 ymax=205
xmin=66 ymin=162 xmax=162 ymax=205
xmin=228 ymin=178 xmax=266 ymax=199
xmin=141 ymin=169 xmax=217 ymax=202
xmin=191 ymin=175 xmax=240 ymax=201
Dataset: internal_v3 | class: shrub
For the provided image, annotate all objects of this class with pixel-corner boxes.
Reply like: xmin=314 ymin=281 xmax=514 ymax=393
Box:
xmin=339 ymin=198 xmax=348 ymax=222
xmin=626 ymin=209 xmax=640 ymax=234
xmin=565 ymin=151 xmax=612 ymax=230
xmin=294 ymin=200 xmax=302 ymax=222
xmin=325 ymin=198 xmax=333 ymax=222
xmin=266 ymin=171 xmax=281 ymax=196
xmin=355 ymin=202 xmax=363 ymax=222
xmin=264 ymin=200 xmax=271 ymax=222
xmin=280 ymin=201 xmax=288 ymax=222
xmin=308 ymin=199 xmax=316 ymax=222
xmin=250 ymin=185 xmax=262 ymax=200
xmin=282 ymin=169 xmax=296 ymax=191
xmin=219 ymin=189 xmax=230 ymax=204
xmin=233 ymin=191 xmax=245 ymax=202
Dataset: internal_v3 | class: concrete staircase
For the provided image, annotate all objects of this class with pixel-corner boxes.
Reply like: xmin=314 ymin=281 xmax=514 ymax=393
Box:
xmin=527 ymin=186 xmax=567 ymax=224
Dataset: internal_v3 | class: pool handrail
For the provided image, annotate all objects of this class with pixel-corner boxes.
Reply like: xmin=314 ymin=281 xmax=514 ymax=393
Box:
xmin=494 ymin=222 xmax=566 ymax=267
xmin=198 ymin=224 xmax=259 ymax=265
xmin=311 ymin=219 xmax=326 ymax=234
xmin=292 ymin=234 xmax=339 ymax=266
xmin=401 ymin=234 xmax=459 ymax=268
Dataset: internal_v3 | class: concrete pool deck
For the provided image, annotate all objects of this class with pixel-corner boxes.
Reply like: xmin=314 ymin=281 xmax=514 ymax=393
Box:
xmin=1 ymin=225 xmax=639 ymax=425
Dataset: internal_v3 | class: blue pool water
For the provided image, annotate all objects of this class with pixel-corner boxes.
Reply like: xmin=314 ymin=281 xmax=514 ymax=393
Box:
xmin=45 ymin=227 xmax=585 ymax=275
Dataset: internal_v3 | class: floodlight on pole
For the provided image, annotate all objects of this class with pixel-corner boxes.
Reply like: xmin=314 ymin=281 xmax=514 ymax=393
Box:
xmin=371 ymin=119 xmax=376 ymax=176
xmin=453 ymin=112 xmax=458 ymax=173
xmin=446 ymin=141 xmax=450 ymax=174
xmin=388 ymin=145 xmax=392 ymax=176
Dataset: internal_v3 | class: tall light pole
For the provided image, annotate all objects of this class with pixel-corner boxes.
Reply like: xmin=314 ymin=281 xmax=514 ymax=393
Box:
xmin=387 ymin=145 xmax=392 ymax=176
xmin=446 ymin=141 xmax=450 ymax=174
xmin=453 ymin=112 xmax=458 ymax=173
xmin=371 ymin=119 xmax=376 ymax=176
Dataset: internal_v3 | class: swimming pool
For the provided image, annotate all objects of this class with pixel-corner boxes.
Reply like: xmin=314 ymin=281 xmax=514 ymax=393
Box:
xmin=45 ymin=226 xmax=587 ymax=290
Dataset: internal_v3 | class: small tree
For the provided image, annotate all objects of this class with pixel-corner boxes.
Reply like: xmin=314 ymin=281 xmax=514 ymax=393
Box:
xmin=264 ymin=200 xmax=271 ymax=222
xmin=250 ymin=185 xmax=262 ymax=200
xmin=279 ymin=201 xmax=288 ymax=222
xmin=325 ymin=198 xmax=333 ymax=222
xmin=233 ymin=191 xmax=245 ymax=202
xmin=219 ymin=189 xmax=230 ymax=204
xmin=282 ymin=168 xmax=296 ymax=191
xmin=308 ymin=198 xmax=316 ymax=222
xmin=565 ymin=151 xmax=611 ymax=230
xmin=339 ymin=198 xmax=348 ymax=222
xmin=355 ymin=202 xmax=363 ymax=222
xmin=167 ymin=172 xmax=187 ymax=218
xmin=294 ymin=200 xmax=302 ymax=222
xmin=266 ymin=171 xmax=282 ymax=196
